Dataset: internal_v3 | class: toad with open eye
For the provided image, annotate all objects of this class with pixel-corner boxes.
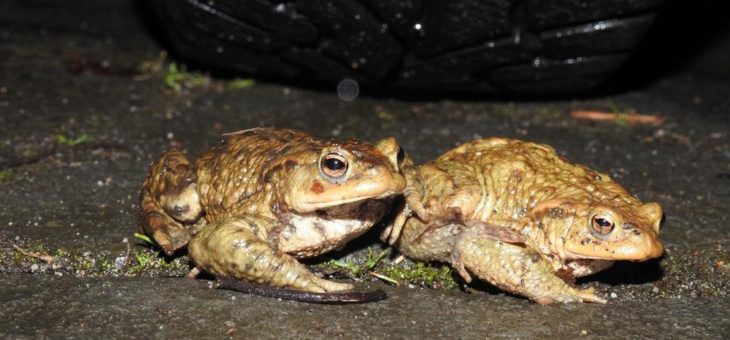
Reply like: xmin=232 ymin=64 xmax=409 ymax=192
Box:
xmin=389 ymin=138 xmax=664 ymax=304
xmin=139 ymin=128 xmax=418 ymax=300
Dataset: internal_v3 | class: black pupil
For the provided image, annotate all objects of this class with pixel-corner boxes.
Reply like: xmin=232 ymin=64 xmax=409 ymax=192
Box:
xmin=596 ymin=218 xmax=611 ymax=227
xmin=324 ymin=158 xmax=345 ymax=171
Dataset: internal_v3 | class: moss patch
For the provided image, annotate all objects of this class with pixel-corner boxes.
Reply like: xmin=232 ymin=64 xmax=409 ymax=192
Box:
xmin=0 ymin=169 xmax=18 ymax=183
xmin=381 ymin=262 xmax=459 ymax=289
xmin=1 ymin=235 xmax=189 ymax=278
xmin=315 ymin=248 xmax=460 ymax=290
xmin=54 ymin=133 xmax=93 ymax=147
xmin=137 ymin=51 xmax=255 ymax=93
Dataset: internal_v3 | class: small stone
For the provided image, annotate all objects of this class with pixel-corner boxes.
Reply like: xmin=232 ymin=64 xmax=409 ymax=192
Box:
xmin=581 ymin=330 xmax=588 ymax=335
xmin=610 ymin=292 xmax=618 ymax=298
xmin=652 ymin=287 xmax=659 ymax=293
xmin=114 ymin=256 xmax=127 ymax=269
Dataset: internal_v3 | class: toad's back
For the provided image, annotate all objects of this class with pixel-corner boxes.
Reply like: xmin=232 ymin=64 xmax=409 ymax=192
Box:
xmin=423 ymin=137 xmax=640 ymax=222
xmin=194 ymin=128 xmax=324 ymax=221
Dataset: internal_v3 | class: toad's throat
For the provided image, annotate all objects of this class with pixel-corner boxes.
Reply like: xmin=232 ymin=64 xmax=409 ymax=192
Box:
xmin=277 ymin=200 xmax=389 ymax=258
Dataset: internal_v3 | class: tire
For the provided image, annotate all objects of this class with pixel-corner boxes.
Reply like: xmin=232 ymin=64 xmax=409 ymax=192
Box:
xmin=150 ymin=0 xmax=665 ymax=95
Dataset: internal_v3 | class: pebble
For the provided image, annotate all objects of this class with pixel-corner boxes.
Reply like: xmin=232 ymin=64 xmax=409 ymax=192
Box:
xmin=114 ymin=256 xmax=127 ymax=269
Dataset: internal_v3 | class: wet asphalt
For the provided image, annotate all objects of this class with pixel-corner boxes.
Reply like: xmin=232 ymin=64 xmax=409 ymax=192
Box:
xmin=1 ymin=0 xmax=729 ymax=338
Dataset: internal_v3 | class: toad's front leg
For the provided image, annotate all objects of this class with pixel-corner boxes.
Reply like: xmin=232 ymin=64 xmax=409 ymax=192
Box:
xmin=188 ymin=217 xmax=353 ymax=293
xmin=455 ymin=235 xmax=607 ymax=304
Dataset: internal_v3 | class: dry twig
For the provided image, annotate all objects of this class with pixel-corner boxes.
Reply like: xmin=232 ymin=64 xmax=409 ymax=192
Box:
xmin=13 ymin=245 xmax=55 ymax=265
xmin=570 ymin=110 xmax=665 ymax=126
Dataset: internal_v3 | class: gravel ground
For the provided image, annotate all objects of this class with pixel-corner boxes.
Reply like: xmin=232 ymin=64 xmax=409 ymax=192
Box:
xmin=1 ymin=0 xmax=729 ymax=338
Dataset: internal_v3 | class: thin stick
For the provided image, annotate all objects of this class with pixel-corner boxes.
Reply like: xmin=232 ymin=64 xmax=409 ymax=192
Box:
xmin=570 ymin=110 xmax=665 ymax=126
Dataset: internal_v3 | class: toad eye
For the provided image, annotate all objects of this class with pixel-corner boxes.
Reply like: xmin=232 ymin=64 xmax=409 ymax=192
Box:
xmin=320 ymin=153 xmax=348 ymax=179
xmin=591 ymin=215 xmax=615 ymax=235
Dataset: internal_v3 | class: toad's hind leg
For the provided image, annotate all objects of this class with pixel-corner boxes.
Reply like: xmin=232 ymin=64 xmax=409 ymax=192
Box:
xmin=139 ymin=149 xmax=203 ymax=255
xmin=188 ymin=217 xmax=353 ymax=293
xmin=456 ymin=236 xmax=607 ymax=304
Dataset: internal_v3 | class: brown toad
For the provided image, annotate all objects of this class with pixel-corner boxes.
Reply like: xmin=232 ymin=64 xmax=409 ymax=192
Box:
xmin=139 ymin=128 xmax=411 ymax=293
xmin=390 ymin=137 xmax=664 ymax=304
